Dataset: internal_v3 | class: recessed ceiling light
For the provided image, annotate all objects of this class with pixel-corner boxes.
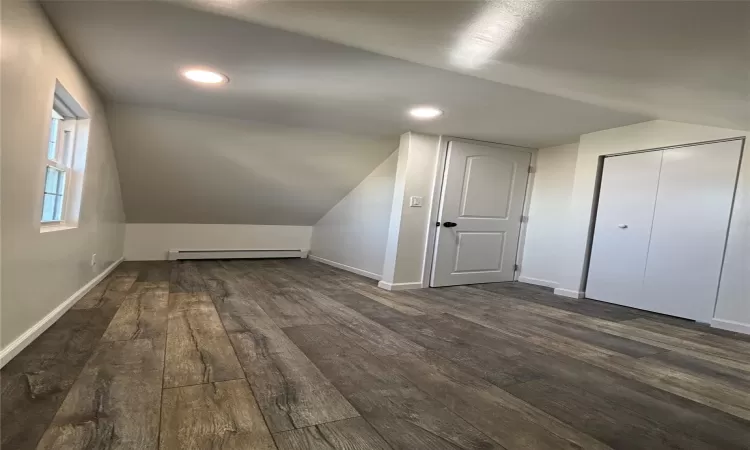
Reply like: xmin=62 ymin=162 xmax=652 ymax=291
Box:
xmin=181 ymin=68 xmax=229 ymax=85
xmin=409 ymin=106 xmax=443 ymax=119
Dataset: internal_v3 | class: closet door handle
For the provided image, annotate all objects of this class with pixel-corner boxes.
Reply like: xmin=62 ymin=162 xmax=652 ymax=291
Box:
xmin=617 ymin=224 xmax=628 ymax=229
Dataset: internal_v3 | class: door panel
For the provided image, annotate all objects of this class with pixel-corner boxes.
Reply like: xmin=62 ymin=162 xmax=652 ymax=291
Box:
xmin=641 ymin=140 xmax=741 ymax=321
xmin=432 ymin=141 xmax=531 ymax=287
xmin=586 ymin=151 xmax=663 ymax=308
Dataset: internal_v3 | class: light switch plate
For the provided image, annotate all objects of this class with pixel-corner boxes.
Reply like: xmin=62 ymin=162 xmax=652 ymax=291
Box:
xmin=409 ymin=196 xmax=423 ymax=207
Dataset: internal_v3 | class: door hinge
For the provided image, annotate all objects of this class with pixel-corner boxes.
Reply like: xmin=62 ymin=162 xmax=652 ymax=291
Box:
xmin=520 ymin=215 xmax=529 ymax=223
xmin=528 ymin=166 xmax=535 ymax=174
xmin=514 ymin=264 xmax=520 ymax=271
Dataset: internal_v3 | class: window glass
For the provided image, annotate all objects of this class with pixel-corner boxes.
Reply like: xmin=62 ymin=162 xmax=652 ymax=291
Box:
xmin=42 ymin=166 xmax=65 ymax=222
xmin=47 ymin=117 xmax=60 ymax=161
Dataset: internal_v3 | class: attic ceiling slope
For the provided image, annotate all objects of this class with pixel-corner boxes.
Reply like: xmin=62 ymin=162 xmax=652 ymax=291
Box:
xmin=108 ymin=104 xmax=398 ymax=225
xmin=42 ymin=0 xmax=649 ymax=148
xmin=180 ymin=0 xmax=750 ymax=131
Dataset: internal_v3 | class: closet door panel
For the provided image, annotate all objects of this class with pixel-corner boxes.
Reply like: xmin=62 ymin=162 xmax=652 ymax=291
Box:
xmin=642 ymin=140 xmax=742 ymax=322
xmin=586 ymin=151 xmax=663 ymax=308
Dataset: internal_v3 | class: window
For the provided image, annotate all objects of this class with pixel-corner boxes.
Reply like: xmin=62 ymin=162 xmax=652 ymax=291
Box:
xmin=40 ymin=83 xmax=89 ymax=230
xmin=41 ymin=105 xmax=76 ymax=223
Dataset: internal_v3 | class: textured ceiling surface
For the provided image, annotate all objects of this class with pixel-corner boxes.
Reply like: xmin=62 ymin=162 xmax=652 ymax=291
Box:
xmin=40 ymin=1 xmax=748 ymax=225
xmin=43 ymin=1 xmax=649 ymax=148
xmin=183 ymin=0 xmax=750 ymax=131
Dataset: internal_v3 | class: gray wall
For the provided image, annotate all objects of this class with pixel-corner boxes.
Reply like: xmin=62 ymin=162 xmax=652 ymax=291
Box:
xmin=1 ymin=0 xmax=125 ymax=349
xmin=311 ymin=151 xmax=398 ymax=278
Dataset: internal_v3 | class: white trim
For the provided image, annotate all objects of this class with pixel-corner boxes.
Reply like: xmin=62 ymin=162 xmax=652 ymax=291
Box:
xmin=518 ymin=276 xmax=559 ymax=289
xmin=421 ymin=135 xmax=449 ymax=288
xmin=554 ymin=287 xmax=585 ymax=299
xmin=711 ymin=318 xmax=750 ymax=336
xmin=308 ymin=254 xmax=382 ymax=281
xmin=0 ymin=257 xmax=124 ymax=367
xmin=378 ymin=280 xmax=423 ymax=291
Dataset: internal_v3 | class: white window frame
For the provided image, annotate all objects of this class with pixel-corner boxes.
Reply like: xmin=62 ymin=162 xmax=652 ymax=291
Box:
xmin=41 ymin=95 xmax=81 ymax=228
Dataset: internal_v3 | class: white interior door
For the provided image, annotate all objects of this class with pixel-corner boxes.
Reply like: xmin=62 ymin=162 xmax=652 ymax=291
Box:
xmin=641 ymin=140 xmax=742 ymax=322
xmin=431 ymin=141 xmax=531 ymax=287
xmin=586 ymin=151 xmax=663 ymax=308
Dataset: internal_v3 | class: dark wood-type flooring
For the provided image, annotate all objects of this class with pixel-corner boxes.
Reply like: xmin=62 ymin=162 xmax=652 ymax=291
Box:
xmin=3 ymin=259 xmax=750 ymax=449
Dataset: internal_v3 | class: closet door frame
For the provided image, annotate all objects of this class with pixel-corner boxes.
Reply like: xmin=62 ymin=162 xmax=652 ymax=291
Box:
xmin=583 ymin=137 xmax=745 ymax=320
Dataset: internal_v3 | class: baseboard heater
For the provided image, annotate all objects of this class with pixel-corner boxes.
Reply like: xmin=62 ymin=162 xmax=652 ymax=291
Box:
xmin=167 ymin=249 xmax=309 ymax=261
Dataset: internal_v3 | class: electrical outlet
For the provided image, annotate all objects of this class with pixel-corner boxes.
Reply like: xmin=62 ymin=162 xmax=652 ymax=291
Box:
xmin=90 ymin=253 xmax=97 ymax=268
xmin=409 ymin=196 xmax=423 ymax=207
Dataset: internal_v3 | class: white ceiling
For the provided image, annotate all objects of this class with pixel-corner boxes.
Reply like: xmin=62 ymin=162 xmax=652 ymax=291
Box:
xmin=40 ymin=1 xmax=748 ymax=225
xmin=181 ymin=0 xmax=750 ymax=132
xmin=42 ymin=0 xmax=655 ymax=148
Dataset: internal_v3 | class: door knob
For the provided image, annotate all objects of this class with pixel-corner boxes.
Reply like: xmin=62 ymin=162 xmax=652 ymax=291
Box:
xmin=617 ymin=224 xmax=628 ymax=229
xmin=443 ymin=222 xmax=457 ymax=228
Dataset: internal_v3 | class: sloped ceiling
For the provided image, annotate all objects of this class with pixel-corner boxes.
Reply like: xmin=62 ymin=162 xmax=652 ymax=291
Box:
xmin=42 ymin=0 xmax=647 ymax=147
xmin=108 ymin=104 xmax=397 ymax=224
xmin=42 ymin=1 xmax=746 ymax=225
xmin=182 ymin=0 xmax=750 ymax=131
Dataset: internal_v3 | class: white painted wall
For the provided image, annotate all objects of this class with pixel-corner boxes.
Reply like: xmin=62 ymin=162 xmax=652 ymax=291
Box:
xmin=310 ymin=151 xmax=398 ymax=279
xmin=381 ymin=133 xmax=442 ymax=289
xmin=108 ymin=104 xmax=397 ymax=225
xmin=519 ymin=143 xmax=579 ymax=288
xmin=1 ymin=0 xmax=125 ymax=347
xmin=124 ymin=224 xmax=312 ymax=261
xmin=551 ymin=120 xmax=748 ymax=332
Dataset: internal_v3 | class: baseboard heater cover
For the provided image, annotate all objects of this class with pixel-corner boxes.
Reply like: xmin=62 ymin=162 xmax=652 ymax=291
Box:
xmin=167 ymin=249 xmax=309 ymax=261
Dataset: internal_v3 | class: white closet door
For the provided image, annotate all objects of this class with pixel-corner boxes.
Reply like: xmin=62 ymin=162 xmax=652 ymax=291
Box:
xmin=586 ymin=151 xmax=663 ymax=308
xmin=641 ymin=140 xmax=742 ymax=322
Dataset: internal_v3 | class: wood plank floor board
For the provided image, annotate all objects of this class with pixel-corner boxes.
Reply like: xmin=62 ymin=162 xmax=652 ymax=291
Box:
xmin=35 ymin=338 xmax=164 ymax=450
xmin=328 ymin=292 xmax=542 ymax=387
xmin=228 ymin=329 xmax=360 ymax=432
xmin=283 ymin=324 xmax=414 ymax=396
xmin=273 ymin=417 xmax=393 ymax=450
xmin=71 ymin=276 xmax=113 ymax=310
xmin=169 ymin=261 xmax=207 ymax=293
xmin=6 ymin=259 xmax=750 ymax=450
xmin=72 ymin=275 xmax=136 ymax=311
xmin=101 ymin=282 xmax=169 ymax=341
xmin=293 ymin=287 xmax=424 ymax=356
xmin=382 ymin=351 xmax=612 ymax=450
xmin=168 ymin=292 xmax=214 ymax=313
xmin=625 ymin=318 xmax=750 ymax=356
xmin=164 ymin=302 xmax=245 ymax=388
xmin=348 ymin=387 xmax=504 ymax=450
xmin=0 ymin=306 xmax=119 ymax=450
xmin=160 ymin=379 xmax=276 ymax=450
xmin=507 ymin=376 xmax=749 ymax=450
xmin=471 ymin=283 xmax=647 ymax=322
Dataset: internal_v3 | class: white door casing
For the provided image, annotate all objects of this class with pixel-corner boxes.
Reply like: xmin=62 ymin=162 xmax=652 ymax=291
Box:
xmin=431 ymin=140 xmax=531 ymax=287
xmin=586 ymin=151 xmax=663 ymax=309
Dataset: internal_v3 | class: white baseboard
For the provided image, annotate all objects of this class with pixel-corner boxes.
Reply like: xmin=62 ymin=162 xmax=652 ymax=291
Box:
xmin=711 ymin=318 xmax=750 ymax=336
xmin=554 ymin=287 xmax=585 ymax=299
xmin=308 ymin=255 xmax=381 ymax=281
xmin=0 ymin=257 xmax=124 ymax=368
xmin=377 ymin=280 xmax=423 ymax=291
xmin=518 ymin=275 xmax=559 ymax=289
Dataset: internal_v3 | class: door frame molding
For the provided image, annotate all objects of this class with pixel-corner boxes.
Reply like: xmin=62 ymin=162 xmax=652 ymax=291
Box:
xmin=582 ymin=136 xmax=746 ymax=308
xmin=421 ymin=136 xmax=537 ymax=288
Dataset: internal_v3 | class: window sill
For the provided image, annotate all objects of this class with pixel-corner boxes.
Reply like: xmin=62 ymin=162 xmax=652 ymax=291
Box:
xmin=40 ymin=223 xmax=78 ymax=233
